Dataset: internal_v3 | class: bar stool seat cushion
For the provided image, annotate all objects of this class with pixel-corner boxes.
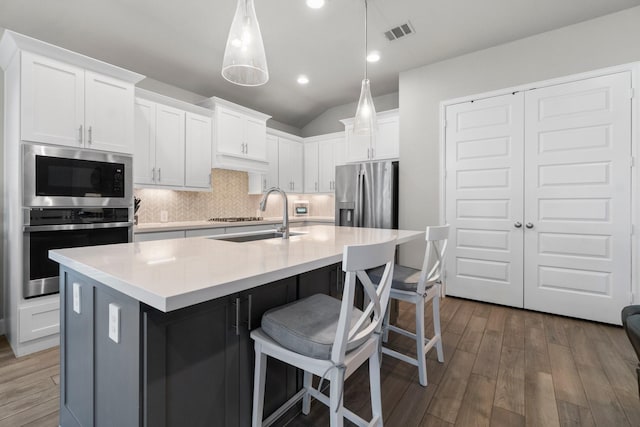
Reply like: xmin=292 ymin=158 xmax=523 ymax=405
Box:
xmin=262 ymin=294 xmax=370 ymax=360
xmin=368 ymin=265 xmax=434 ymax=292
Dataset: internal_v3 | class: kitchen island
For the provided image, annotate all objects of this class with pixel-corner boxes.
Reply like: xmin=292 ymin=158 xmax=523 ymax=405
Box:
xmin=50 ymin=225 xmax=423 ymax=427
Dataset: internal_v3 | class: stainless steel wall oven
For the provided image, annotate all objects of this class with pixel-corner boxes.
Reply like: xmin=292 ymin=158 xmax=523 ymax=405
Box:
xmin=22 ymin=144 xmax=133 ymax=298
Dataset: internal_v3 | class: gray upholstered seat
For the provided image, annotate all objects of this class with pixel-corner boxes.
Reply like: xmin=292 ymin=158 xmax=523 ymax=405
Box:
xmin=368 ymin=264 xmax=434 ymax=292
xmin=262 ymin=293 xmax=370 ymax=360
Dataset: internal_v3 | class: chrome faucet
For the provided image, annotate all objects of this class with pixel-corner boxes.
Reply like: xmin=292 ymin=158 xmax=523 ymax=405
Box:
xmin=259 ymin=187 xmax=289 ymax=239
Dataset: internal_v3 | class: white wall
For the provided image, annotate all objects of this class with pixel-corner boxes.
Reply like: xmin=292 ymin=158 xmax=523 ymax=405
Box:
xmin=399 ymin=6 xmax=640 ymax=268
xmin=301 ymin=92 xmax=398 ymax=137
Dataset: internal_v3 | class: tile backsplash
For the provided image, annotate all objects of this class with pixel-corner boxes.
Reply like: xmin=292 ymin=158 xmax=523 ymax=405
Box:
xmin=134 ymin=169 xmax=335 ymax=223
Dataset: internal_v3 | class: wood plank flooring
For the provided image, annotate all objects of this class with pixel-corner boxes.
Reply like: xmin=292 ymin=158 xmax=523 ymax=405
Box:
xmin=289 ymin=297 xmax=640 ymax=426
xmin=0 ymin=297 xmax=638 ymax=426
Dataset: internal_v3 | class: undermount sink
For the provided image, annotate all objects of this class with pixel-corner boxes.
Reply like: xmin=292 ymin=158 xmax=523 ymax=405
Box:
xmin=209 ymin=230 xmax=306 ymax=243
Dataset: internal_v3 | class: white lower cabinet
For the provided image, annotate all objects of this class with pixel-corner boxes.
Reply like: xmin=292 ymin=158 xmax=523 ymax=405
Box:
xmin=134 ymin=230 xmax=186 ymax=242
xmin=18 ymin=299 xmax=60 ymax=342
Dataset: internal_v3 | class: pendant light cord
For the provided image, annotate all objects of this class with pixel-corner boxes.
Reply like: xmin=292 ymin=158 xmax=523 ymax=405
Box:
xmin=364 ymin=0 xmax=368 ymax=80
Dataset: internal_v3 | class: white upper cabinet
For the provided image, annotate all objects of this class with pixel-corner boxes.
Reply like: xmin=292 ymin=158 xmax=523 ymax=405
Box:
xmin=21 ymin=52 xmax=85 ymax=147
xmin=185 ymin=112 xmax=213 ymax=189
xmin=303 ymin=133 xmax=345 ymax=193
xmin=199 ymin=97 xmax=271 ymax=173
xmin=84 ymin=71 xmax=134 ymax=153
xmin=303 ymin=141 xmax=319 ymax=193
xmin=342 ymin=109 xmax=399 ymax=163
xmin=248 ymin=134 xmax=279 ymax=195
xmin=155 ymin=104 xmax=185 ymax=187
xmin=278 ymin=137 xmax=303 ymax=193
xmin=133 ymin=98 xmax=156 ymax=185
xmin=21 ymin=51 xmax=135 ymax=153
xmin=134 ymin=89 xmax=213 ymax=190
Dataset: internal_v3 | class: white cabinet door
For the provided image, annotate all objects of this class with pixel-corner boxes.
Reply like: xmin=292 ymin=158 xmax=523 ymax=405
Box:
xmin=133 ymin=98 xmax=156 ymax=185
xmin=155 ymin=105 xmax=185 ymax=187
xmin=373 ymin=114 xmax=399 ymax=160
xmin=278 ymin=138 xmax=303 ymax=193
xmin=318 ymin=139 xmax=335 ymax=193
xmin=265 ymin=134 xmax=279 ymax=189
xmin=345 ymin=125 xmax=371 ymax=163
xmin=304 ymin=141 xmax=319 ymax=193
xmin=216 ymin=107 xmax=244 ymax=156
xmin=445 ymin=92 xmax=525 ymax=307
xmin=84 ymin=71 xmax=134 ymax=153
xmin=334 ymin=138 xmax=346 ymax=166
xmin=185 ymin=112 xmax=212 ymax=189
xmin=245 ymin=117 xmax=267 ymax=160
xmin=290 ymin=140 xmax=304 ymax=193
xmin=21 ymin=51 xmax=84 ymax=147
xmin=523 ymin=72 xmax=632 ymax=324
xmin=248 ymin=172 xmax=265 ymax=194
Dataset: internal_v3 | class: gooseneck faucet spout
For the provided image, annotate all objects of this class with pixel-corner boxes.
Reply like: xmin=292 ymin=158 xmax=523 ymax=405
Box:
xmin=259 ymin=187 xmax=289 ymax=239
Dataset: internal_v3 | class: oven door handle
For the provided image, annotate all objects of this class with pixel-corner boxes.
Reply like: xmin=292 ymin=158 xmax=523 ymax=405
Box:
xmin=24 ymin=222 xmax=133 ymax=232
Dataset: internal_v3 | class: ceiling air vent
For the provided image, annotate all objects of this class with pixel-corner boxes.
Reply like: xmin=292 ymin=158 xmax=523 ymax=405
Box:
xmin=384 ymin=21 xmax=415 ymax=41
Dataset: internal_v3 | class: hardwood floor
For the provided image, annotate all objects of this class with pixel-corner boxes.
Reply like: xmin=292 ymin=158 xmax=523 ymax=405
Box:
xmin=0 ymin=297 xmax=638 ymax=426
xmin=289 ymin=297 xmax=640 ymax=426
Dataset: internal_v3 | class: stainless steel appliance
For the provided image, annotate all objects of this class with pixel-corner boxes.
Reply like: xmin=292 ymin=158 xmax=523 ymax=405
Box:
xmin=23 ymin=144 xmax=132 ymax=207
xmin=335 ymin=161 xmax=398 ymax=229
xmin=23 ymin=207 xmax=132 ymax=298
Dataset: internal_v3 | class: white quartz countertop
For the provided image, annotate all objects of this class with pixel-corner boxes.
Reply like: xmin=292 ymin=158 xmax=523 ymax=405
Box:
xmin=50 ymin=225 xmax=423 ymax=313
xmin=134 ymin=216 xmax=335 ymax=233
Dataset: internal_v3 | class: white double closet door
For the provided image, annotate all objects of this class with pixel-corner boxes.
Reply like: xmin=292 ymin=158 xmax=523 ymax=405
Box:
xmin=445 ymin=72 xmax=632 ymax=324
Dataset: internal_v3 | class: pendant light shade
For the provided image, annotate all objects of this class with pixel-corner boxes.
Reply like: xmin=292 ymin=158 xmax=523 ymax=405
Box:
xmin=353 ymin=78 xmax=377 ymax=134
xmin=353 ymin=0 xmax=377 ymax=135
xmin=222 ymin=0 xmax=269 ymax=86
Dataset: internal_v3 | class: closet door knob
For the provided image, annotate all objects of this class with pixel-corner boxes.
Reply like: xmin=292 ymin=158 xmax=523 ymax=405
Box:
xmin=525 ymin=222 xmax=534 ymax=229
xmin=514 ymin=221 xmax=522 ymax=228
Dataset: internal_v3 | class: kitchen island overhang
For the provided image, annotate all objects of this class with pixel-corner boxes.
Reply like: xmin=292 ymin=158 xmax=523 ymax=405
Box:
xmin=51 ymin=225 xmax=424 ymax=427
xmin=50 ymin=225 xmax=423 ymax=312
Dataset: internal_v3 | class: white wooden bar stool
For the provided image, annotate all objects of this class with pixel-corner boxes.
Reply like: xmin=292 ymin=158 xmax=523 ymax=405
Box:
xmin=369 ymin=225 xmax=449 ymax=386
xmin=250 ymin=239 xmax=397 ymax=427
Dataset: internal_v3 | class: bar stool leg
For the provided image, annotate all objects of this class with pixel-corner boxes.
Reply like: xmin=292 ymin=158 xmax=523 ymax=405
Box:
xmin=329 ymin=369 xmax=345 ymax=427
xmin=302 ymin=371 xmax=312 ymax=415
xmin=252 ymin=343 xmax=267 ymax=427
xmin=416 ymin=299 xmax=428 ymax=386
xmin=369 ymin=343 xmax=383 ymax=426
xmin=433 ymin=289 xmax=444 ymax=363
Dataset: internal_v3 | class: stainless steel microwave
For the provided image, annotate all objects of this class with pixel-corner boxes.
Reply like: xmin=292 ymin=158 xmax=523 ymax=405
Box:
xmin=23 ymin=144 xmax=132 ymax=208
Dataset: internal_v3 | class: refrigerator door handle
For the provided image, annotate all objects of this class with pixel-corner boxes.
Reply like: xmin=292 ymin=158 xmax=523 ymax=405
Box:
xmin=355 ymin=169 xmax=364 ymax=227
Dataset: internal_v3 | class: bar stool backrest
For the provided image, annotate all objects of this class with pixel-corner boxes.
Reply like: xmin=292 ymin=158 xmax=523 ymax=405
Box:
xmin=332 ymin=239 xmax=397 ymax=364
xmin=417 ymin=225 xmax=450 ymax=296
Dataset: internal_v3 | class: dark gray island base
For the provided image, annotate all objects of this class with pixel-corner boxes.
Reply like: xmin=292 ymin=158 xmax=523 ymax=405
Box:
xmin=59 ymin=263 xmax=342 ymax=427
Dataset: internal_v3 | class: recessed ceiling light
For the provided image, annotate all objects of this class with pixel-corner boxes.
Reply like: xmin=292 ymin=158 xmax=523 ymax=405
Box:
xmin=297 ymin=75 xmax=309 ymax=85
xmin=366 ymin=51 xmax=380 ymax=63
xmin=306 ymin=0 xmax=325 ymax=9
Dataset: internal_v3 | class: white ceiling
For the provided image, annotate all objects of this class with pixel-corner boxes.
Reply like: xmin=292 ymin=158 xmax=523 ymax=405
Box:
xmin=1 ymin=0 xmax=639 ymax=128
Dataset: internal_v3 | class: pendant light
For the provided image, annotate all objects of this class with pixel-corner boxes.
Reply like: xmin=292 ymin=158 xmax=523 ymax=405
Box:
xmin=353 ymin=0 xmax=377 ymax=135
xmin=222 ymin=0 xmax=269 ymax=86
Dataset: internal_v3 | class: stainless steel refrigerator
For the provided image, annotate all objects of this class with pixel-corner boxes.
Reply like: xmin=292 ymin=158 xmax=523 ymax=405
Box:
xmin=335 ymin=161 xmax=398 ymax=229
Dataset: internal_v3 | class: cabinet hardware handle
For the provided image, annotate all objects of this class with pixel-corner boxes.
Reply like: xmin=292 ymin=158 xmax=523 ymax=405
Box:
xmin=158 ymin=168 xmax=161 ymax=182
xmin=514 ymin=221 xmax=522 ymax=228
xmin=371 ymin=148 xmax=374 ymax=158
xmin=152 ymin=167 xmax=156 ymax=182
xmin=233 ymin=297 xmax=241 ymax=335
xmin=247 ymin=294 xmax=252 ymax=330
xmin=87 ymin=126 xmax=92 ymax=144
xmin=315 ymin=182 xmax=318 ymax=191
xmin=525 ymin=222 xmax=534 ymax=229
xmin=263 ymin=178 xmax=267 ymax=190
xmin=78 ymin=125 xmax=83 ymax=144
xmin=245 ymin=143 xmax=248 ymax=154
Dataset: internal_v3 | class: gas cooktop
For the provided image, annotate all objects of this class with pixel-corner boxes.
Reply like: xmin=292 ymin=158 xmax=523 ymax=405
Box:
xmin=207 ymin=217 xmax=264 ymax=223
